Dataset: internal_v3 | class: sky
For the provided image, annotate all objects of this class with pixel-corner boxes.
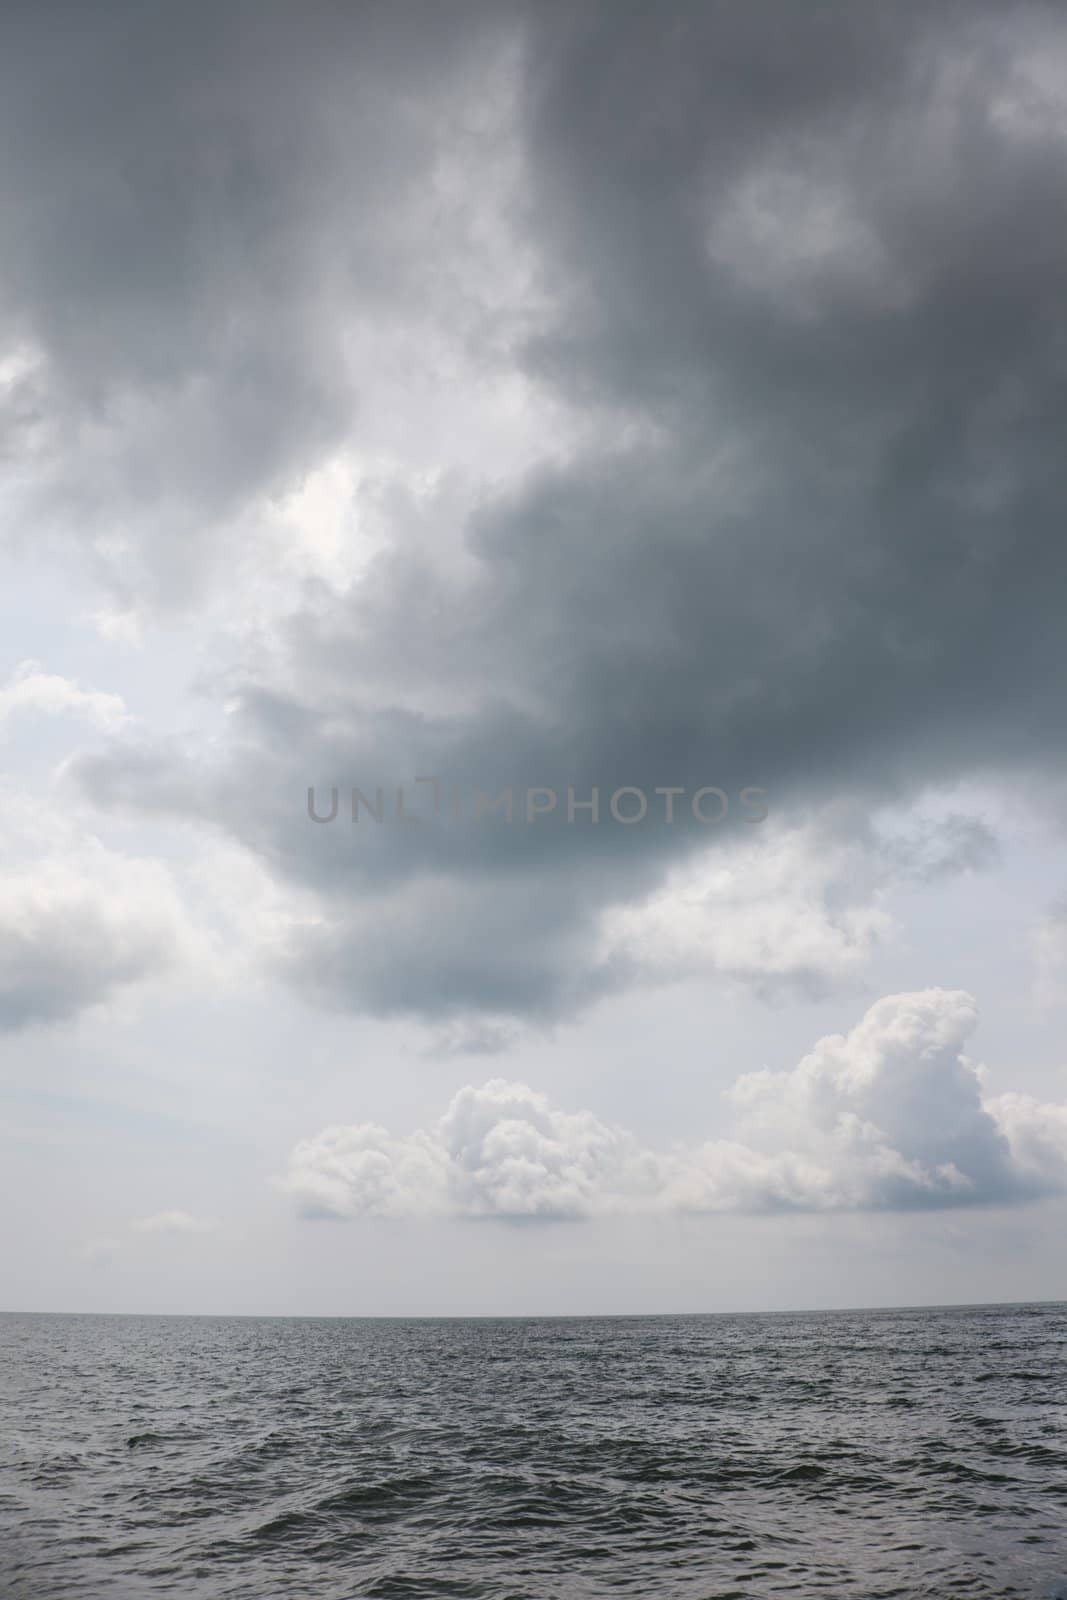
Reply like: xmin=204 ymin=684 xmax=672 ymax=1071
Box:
xmin=3 ymin=0 xmax=1067 ymax=1316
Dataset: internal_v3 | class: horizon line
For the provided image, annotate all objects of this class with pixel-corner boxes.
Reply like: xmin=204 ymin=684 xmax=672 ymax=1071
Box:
xmin=3 ymin=1296 xmax=1064 ymax=1322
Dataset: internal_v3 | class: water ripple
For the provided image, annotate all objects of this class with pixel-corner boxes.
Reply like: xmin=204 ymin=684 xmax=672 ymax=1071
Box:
xmin=1 ymin=1304 xmax=1066 ymax=1597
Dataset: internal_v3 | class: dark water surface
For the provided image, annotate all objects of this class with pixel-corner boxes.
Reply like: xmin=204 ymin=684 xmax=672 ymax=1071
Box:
xmin=2 ymin=1304 xmax=1066 ymax=1599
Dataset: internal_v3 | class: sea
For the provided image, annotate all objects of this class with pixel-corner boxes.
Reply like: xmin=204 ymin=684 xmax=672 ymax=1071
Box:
xmin=1 ymin=1303 xmax=1066 ymax=1599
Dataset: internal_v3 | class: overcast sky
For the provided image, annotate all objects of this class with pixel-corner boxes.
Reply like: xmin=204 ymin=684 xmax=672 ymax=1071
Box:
xmin=3 ymin=0 xmax=1067 ymax=1315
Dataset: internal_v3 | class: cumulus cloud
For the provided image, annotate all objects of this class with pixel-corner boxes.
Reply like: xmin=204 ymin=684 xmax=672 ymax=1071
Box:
xmin=282 ymin=1078 xmax=661 ymax=1221
xmin=679 ymin=990 xmax=1014 ymax=1212
xmin=281 ymin=990 xmax=1067 ymax=1220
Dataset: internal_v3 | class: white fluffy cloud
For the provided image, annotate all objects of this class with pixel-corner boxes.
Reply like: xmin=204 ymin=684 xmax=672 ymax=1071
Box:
xmin=281 ymin=989 xmax=1067 ymax=1221
xmin=676 ymin=990 xmax=1012 ymax=1213
xmin=0 ymin=789 xmax=192 ymax=1029
xmin=595 ymin=805 xmax=999 ymax=1001
xmin=282 ymin=1078 xmax=662 ymax=1222
xmin=440 ymin=1081 xmax=663 ymax=1219
xmin=597 ymin=812 xmax=892 ymax=997
xmin=0 ymin=660 xmax=130 ymax=734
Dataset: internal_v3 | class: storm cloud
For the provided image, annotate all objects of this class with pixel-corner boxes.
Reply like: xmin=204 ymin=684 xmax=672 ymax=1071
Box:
xmin=7 ymin=1 xmax=1067 ymax=1021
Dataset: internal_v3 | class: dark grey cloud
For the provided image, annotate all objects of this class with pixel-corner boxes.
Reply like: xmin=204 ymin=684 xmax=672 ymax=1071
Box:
xmin=0 ymin=0 xmax=518 ymax=608
xmin=42 ymin=2 xmax=1067 ymax=1018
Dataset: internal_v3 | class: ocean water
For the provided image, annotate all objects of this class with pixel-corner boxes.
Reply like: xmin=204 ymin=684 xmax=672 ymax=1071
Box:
xmin=2 ymin=1304 xmax=1066 ymax=1599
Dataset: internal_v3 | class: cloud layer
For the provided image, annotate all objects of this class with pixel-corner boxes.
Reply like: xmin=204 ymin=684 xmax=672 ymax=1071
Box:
xmin=281 ymin=990 xmax=1067 ymax=1221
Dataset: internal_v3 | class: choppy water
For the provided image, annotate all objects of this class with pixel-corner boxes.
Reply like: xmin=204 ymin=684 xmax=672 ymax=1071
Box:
xmin=2 ymin=1304 xmax=1067 ymax=1599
